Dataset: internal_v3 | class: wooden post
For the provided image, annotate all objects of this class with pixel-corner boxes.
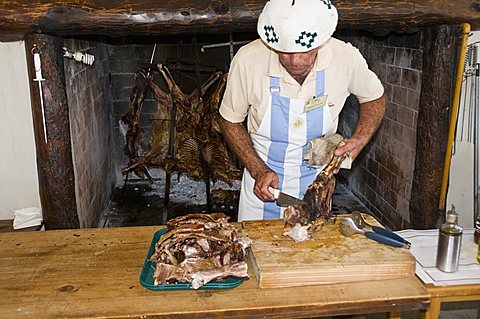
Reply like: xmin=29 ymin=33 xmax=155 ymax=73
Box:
xmin=24 ymin=33 xmax=79 ymax=229
xmin=409 ymin=25 xmax=459 ymax=229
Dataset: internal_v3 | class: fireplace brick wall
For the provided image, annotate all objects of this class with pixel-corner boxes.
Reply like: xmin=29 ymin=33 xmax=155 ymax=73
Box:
xmin=64 ymin=38 xmax=116 ymax=228
xmin=338 ymin=32 xmax=423 ymax=230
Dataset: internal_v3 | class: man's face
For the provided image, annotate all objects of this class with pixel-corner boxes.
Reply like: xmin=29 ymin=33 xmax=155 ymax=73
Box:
xmin=277 ymin=47 xmax=320 ymax=78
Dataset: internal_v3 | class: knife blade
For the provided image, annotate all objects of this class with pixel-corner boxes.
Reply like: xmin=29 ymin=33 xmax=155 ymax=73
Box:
xmin=269 ymin=187 xmax=307 ymax=206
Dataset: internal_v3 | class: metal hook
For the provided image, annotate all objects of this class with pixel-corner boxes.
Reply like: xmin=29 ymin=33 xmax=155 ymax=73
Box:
xmin=31 ymin=44 xmax=40 ymax=55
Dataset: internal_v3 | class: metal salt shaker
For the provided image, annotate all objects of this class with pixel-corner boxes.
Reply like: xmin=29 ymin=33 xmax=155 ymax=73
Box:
xmin=436 ymin=206 xmax=463 ymax=272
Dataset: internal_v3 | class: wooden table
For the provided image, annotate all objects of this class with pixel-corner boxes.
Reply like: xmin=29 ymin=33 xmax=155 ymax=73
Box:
xmin=421 ymin=283 xmax=480 ymax=319
xmin=0 ymin=225 xmax=429 ymax=318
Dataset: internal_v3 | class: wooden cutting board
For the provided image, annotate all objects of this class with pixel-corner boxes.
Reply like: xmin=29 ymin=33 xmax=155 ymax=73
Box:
xmin=242 ymin=214 xmax=415 ymax=288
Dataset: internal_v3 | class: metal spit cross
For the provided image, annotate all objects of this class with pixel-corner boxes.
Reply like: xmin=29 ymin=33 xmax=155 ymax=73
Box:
xmin=32 ymin=45 xmax=48 ymax=144
xmin=200 ymin=32 xmax=250 ymax=61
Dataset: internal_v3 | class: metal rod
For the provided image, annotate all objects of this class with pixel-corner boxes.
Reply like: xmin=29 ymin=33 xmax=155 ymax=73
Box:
xmin=192 ymin=36 xmax=203 ymax=94
xmin=460 ymin=46 xmax=471 ymax=142
xmin=164 ymin=41 xmax=184 ymax=209
xmin=149 ymin=43 xmax=157 ymax=65
xmin=122 ymin=171 xmax=130 ymax=195
xmin=200 ymin=40 xmax=250 ymax=53
xmin=468 ymin=61 xmax=475 ymax=141
xmin=229 ymin=33 xmax=234 ymax=61
xmin=38 ymin=80 xmax=48 ymax=144
xmin=140 ymin=43 xmax=157 ymax=119
xmin=474 ymin=52 xmax=479 ymax=224
xmin=193 ymin=36 xmax=212 ymax=212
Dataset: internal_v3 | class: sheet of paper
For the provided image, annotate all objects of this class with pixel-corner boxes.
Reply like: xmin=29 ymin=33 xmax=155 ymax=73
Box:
xmin=395 ymin=229 xmax=480 ymax=286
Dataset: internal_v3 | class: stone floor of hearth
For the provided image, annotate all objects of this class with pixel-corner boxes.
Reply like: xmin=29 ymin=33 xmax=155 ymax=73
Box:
xmin=100 ymin=177 xmax=370 ymax=228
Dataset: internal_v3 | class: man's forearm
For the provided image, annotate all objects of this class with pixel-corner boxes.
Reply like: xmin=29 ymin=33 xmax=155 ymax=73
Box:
xmin=219 ymin=118 xmax=271 ymax=180
xmin=353 ymin=94 xmax=386 ymax=146
xmin=335 ymin=94 xmax=386 ymax=160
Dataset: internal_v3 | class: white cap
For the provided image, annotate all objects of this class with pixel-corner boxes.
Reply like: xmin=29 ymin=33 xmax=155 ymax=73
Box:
xmin=257 ymin=0 xmax=338 ymax=53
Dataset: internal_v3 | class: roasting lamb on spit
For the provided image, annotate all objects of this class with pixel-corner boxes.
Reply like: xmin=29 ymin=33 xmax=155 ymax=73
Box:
xmin=283 ymin=135 xmax=348 ymax=242
xmin=150 ymin=213 xmax=251 ymax=289
xmin=121 ymin=64 xmax=242 ymax=187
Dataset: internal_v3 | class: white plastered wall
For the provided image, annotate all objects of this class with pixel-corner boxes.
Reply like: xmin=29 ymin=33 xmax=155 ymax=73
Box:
xmin=446 ymin=31 xmax=480 ymax=228
xmin=0 ymin=41 xmax=41 ymax=220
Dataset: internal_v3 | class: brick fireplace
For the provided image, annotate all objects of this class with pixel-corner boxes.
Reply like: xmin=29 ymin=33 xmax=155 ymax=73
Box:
xmin=52 ymin=29 xmax=427 ymax=230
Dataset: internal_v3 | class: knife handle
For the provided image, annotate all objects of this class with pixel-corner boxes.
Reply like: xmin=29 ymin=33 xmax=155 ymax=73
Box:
xmin=268 ymin=187 xmax=279 ymax=199
xmin=370 ymin=226 xmax=411 ymax=246
xmin=364 ymin=231 xmax=405 ymax=248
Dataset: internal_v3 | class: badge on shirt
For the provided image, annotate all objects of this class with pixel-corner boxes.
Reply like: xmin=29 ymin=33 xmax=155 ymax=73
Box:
xmin=304 ymin=95 xmax=328 ymax=112
xmin=293 ymin=118 xmax=304 ymax=128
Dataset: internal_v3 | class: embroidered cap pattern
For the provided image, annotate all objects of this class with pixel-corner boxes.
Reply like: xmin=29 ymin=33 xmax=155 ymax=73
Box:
xmin=264 ymin=25 xmax=279 ymax=43
xmin=321 ymin=0 xmax=333 ymax=9
xmin=295 ymin=31 xmax=318 ymax=48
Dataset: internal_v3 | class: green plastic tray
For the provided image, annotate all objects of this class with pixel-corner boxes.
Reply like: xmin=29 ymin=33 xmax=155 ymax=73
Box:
xmin=139 ymin=228 xmax=245 ymax=290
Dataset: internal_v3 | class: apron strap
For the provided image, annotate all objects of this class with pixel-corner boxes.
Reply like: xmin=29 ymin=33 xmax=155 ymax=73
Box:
xmin=269 ymin=76 xmax=281 ymax=95
xmin=315 ymin=70 xmax=325 ymax=97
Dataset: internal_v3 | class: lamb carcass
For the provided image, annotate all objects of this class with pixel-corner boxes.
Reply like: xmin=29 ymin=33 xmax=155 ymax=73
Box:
xmin=121 ymin=64 xmax=242 ymax=187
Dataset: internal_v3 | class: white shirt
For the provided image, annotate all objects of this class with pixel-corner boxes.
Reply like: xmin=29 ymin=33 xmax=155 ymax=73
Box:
xmin=219 ymin=38 xmax=384 ymax=133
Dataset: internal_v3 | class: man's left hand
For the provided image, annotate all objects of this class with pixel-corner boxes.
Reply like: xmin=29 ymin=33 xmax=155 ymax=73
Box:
xmin=334 ymin=137 xmax=366 ymax=162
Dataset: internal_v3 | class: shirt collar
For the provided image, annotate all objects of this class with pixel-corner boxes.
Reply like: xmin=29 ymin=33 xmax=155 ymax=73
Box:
xmin=267 ymin=38 xmax=333 ymax=84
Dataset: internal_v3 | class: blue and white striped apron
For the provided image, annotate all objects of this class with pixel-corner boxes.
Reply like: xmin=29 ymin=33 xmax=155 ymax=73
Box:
xmin=238 ymin=70 xmax=335 ymax=221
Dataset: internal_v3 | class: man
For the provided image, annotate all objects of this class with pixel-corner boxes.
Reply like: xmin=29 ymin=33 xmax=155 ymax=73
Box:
xmin=220 ymin=0 xmax=386 ymax=222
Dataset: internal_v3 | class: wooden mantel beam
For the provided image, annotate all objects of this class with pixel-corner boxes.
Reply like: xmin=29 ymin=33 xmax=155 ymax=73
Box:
xmin=0 ymin=0 xmax=480 ymax=41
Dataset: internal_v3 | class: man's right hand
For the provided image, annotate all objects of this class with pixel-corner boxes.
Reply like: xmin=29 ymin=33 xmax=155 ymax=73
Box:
xmin=252 ymin=169 xmax=278 ymax=202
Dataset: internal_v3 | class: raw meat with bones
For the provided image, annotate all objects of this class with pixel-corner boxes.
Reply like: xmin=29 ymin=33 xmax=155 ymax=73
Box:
xmin=150 ymin=213 xmax=251 ymax=289
xmin=283 ymin=140 xmax=348 ymax=242
xmin=122 ymin=64 xmax=242 ymax=186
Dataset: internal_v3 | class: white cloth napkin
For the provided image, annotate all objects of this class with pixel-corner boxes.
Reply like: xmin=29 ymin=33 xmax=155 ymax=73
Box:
xmin=13 ymin=207 xmax=43 ymax=230
xmin=395 ymin=229 xmax=480 ymax=286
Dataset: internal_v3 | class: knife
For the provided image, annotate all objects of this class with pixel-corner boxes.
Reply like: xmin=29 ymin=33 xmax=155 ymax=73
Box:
xmin=269 ymin=187 xmax=307 ymax=206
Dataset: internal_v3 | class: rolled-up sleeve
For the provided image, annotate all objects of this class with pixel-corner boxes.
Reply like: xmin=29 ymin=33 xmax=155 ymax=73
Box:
xmin=219 ymin=55 xmax=250 ymax=123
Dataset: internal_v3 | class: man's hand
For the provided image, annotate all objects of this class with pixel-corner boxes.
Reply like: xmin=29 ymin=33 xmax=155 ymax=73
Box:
xmin=252 ymin=169 xmax=278 ymax=202
xmin=334 ymin=137 xmax=365 ymax=161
